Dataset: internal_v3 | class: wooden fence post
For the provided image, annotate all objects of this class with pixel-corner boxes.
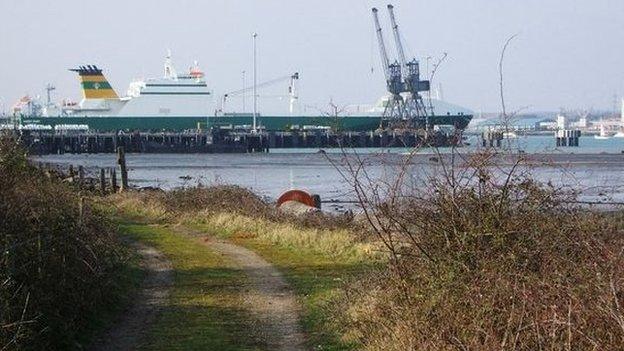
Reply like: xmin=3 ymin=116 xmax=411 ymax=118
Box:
xmin=78 ymin=165 xmax=84 ymax=186
xmin=117 ymin=146 xmax=128 ymax=192
xmin=99 ymin=168 xmax=106 ymax=195
xmin=110 ymin=168 xmax=118 ymax=193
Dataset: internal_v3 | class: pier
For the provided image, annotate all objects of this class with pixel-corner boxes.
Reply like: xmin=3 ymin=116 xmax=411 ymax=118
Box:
xmin=555 ymin=129 xmax=581 ymax=147
xmin=19 ymin=129 xmax=461 ymax=155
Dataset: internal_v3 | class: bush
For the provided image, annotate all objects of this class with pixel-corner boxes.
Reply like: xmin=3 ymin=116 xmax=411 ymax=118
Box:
xmin=334 ymin=151 xmax=624 ymax=350
xmin=0 ymin=138 xmax=127 ymax=350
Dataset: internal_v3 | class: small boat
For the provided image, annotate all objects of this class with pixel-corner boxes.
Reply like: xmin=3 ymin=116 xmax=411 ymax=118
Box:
xmin=594 ymin=124 xmax=610 ymax=140
xmin=613 ymin=130 xmax=624 ymax=138
xmin=503 ymin=131 xmax=518 ymax=139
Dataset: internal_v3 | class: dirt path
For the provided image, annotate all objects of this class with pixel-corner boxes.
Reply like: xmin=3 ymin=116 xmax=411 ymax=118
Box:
xmin=90 ymin=242 xmax=173 ymax=351
xmin=186 ymin=227 xmax=307 ymax=351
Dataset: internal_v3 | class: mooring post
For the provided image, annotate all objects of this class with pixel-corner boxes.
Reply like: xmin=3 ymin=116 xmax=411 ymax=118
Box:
xmin=117 ymin=146 xmax=128 ymax=192
xmin=99 ymin=168 xmax=106 ymax=195
xmin=78 ymin=165 xmax=84 ymax=186
xmin=110 ymin=168 xmax=118 ymax=193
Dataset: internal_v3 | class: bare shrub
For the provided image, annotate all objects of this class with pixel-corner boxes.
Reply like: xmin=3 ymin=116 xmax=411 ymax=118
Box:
xmin=332 ymin=149 xmax=624 ymax=350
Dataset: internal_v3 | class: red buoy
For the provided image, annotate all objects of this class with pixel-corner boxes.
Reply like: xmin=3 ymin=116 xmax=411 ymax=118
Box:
xmin=276 ymin=189 xmax=316 ymax=208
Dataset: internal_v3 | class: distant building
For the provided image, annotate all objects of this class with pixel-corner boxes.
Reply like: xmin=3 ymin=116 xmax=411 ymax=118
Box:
xmin=556 ymin=114 xmax=567 ymax=129
xmin=538 ymin=121 xmax=558 ymax=130
xmin=571 ymin=117 xmax=587 ymax=128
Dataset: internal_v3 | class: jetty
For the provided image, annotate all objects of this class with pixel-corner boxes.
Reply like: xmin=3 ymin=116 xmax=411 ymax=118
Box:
xmin=19 ymin=129 xmax=461 ymax=155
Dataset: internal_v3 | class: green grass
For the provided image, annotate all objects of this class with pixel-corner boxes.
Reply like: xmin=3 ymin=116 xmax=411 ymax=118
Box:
xmin=78 ymin=247 xmax=144 ymax=348
xmin=120 ymin=222 xmax=266 ymax=350
xmin=111 ymin=195 xmax=378 ymax=350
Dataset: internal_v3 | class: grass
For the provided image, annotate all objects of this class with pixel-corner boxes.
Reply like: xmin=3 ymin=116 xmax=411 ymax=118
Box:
xmin=229 ymin=238 xmax=368 ymax=351
xmin=111 ymin=188 xmax=377 ymax=350
xmin=185 ymin=217 xmax=377 ymax=350
xmin=189 ymin=212 xmax=376 ymax=261
xmin=119 ymin=222 xmax=267 ymax=350
xmin=78 ymin=250 xmax=144 ymax=348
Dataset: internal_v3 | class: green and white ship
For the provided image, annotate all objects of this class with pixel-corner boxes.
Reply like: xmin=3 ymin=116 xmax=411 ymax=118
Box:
xmin=6 ymin=53 xmax=472 ymax=132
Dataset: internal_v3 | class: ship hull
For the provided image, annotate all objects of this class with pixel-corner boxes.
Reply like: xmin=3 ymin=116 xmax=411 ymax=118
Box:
xmin=11 ymin=114 xmax=472 ymax=132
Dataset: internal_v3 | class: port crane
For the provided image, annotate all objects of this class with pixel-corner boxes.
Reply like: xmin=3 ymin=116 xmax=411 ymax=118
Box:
xmin=372 ymin=7 xmax=405 ymax=120
xmin=372 ymin=4 xmax=430 ymax=129
xmin=220 ymin=72 xmax=299 ymax=114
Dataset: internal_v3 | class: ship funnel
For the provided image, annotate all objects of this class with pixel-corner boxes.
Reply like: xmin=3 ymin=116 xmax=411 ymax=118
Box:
xmin=70 ymin=65 xmax=119 ymax=100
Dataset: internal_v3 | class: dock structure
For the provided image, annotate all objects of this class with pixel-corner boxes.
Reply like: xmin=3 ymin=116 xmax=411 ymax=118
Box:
xmin=555 ymin=129 xmax=581 ymax=147
xmin=19 ymin=129 xmax=460 ymax=155
xmin=481 ymin=130 xmax=504 ymax=148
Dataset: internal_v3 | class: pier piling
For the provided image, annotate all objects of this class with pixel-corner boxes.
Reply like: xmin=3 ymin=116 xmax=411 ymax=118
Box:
xmin=117 ymin=147 xmax=128 ymax=192
xmin=99 ymin=169 xmax=106 ymax=195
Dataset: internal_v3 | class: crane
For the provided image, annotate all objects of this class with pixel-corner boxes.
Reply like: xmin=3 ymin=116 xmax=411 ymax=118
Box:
xmin=386 ymin=4 xmax=430 ymax=122
xmin=372 ymin=7 xmax=406 ymax=120
xmin=387 ymin=4 xmax=408 ymax=80
xmin=221 ymin=72 xmax=299 ymax=114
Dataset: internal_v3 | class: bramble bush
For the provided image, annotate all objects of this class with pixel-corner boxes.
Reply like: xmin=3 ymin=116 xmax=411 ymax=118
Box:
xmin=0 ymin=137 xmax=128 ymax=350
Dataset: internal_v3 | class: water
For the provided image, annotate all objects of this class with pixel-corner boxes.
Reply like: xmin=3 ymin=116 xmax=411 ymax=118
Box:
xmin=32 ymin=135 xmax=624 ymax=209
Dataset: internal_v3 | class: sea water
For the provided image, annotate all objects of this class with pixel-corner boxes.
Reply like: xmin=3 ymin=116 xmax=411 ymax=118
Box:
xmin=32 ymin=135 xmax=624 ymax=209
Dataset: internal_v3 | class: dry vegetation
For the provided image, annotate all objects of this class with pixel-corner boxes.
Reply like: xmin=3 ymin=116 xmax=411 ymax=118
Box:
xmin=110 ymin=185 xmax=354 ymax=231
xmin=110 ymin=186 xmax=373 ymax=261
xmin=330 ymin=150 xmax=624 ymax=350
xmin=0 ymin=138 xmax=129 ymax=350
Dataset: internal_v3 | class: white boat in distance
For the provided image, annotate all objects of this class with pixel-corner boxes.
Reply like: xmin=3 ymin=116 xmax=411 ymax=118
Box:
xmin=594 ymin=124 xmax=610 ymax=140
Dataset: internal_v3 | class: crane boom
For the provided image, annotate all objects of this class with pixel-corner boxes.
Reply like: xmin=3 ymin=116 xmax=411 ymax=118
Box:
xmin=225 ymin=73 xmax=298 ymax=97
xmin=221 ymin=72 xmax=299 ymax=114
xmin=387 ymin=4 xmax=408 ymax=79
xmin=372 ymin=8 xmax=390 ymax=82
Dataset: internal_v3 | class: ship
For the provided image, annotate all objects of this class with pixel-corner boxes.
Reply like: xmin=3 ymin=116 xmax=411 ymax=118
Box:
xmin=6 ymin=53 xmax=473 ymax=133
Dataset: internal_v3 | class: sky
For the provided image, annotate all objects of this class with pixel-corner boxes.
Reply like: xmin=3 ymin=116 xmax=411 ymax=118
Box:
xmin=0 ymin=0 xmax=623 ymax=114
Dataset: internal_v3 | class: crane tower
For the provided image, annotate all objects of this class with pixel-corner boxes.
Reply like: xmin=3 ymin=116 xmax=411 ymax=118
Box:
xmin=371 ymin=4 xmax=431 ymax=130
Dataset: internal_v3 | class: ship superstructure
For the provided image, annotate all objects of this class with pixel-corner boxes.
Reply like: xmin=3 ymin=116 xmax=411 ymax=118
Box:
xmin=63 ymin=52 xmax=212 ymax=118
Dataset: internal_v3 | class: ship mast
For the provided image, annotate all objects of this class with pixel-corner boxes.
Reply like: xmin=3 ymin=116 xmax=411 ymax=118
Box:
xmin=45 ymin=83 xmax=56 ymax=109
xmin=164 ymin=49 xmax=178 ymax=80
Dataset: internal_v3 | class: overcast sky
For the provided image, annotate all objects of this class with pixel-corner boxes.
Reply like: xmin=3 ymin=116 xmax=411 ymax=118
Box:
xmin=1 ymin=0 xmax=623 ymax=114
